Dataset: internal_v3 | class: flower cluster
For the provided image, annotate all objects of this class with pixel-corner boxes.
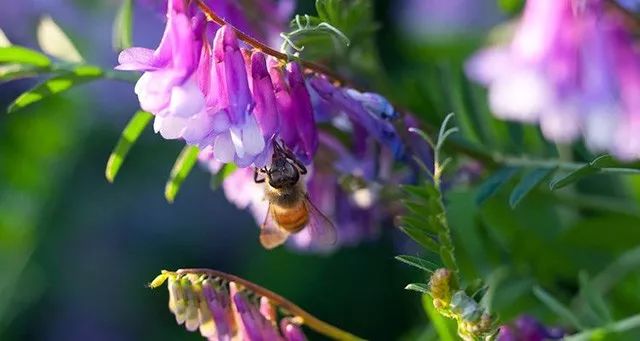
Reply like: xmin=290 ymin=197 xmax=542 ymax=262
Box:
xmin=466 ymin=0 xmax=640 ymax=160
xmin=119 ymin=0 xmax=407 ymax=250
xmin=149 ymin=269 xmax=308 ymax=340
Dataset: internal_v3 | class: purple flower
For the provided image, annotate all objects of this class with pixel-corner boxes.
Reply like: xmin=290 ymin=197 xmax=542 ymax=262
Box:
xmin=209 ymin=25 xmax=266 ymax=167
xmin=309 ymin=76 xmax=404 ymax=159
xmin=229 ymin=282 xmax=283 ymax=340
xmin=497 ymin=315 xmax=564 ymax=341
xmin=466 ymin=0 xmax=640 ymax=160
xmin=280 ymin=318 xmax=307 ymax=341
xmin=117 ymin=0 xmax=213 ymax=144
xmin=267 ymin=57 xmax=319 ymax=164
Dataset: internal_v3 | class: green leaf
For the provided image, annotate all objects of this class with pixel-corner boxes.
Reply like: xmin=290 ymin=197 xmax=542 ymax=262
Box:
xmin=210 ymin=163 xmax=238 ymax=190
xmin=578 ymin=271 xmax=612 ymax=325
xmin=533 ymin=286 xmax=585 ymax=330
xmin=565 ymin=314 xmax=640 ymax=341
xmin=396 ymin=255 xmax=439 ymax=273
xmin=509 ymin=167 xmax=555 ymax=208
xmin=37 ymin=15 xmax=84 ymax=63
xmin=592 ymin=245 xmax=640 ymax=294
xmin=549 ymin=155 xmax=616 ymax=190
xmin=112 ymin=0 xmax=134 ymax=51
xmin=165 ymin=146 xmax=200 ymax=203
xmin=497 ymin=0 xmax=525 ymax=15
xmin=105 ymin=111 xmax=153 ymax=183
xmin=0 ymin=64 xmax=48 ymax=82
xmin=475 ymin=167 xmax=518 ymax=205
xmin=7 ymin=65 xmax=103 ymax=112
xmin=422 ymin=295 xmax=457 ymax=341
xmin=399 ymin=225 xmax=440 ymax=253
xmin=0 ymin=46 xmax=51 ymax=67
xmin=405 ymin=283 xmax=430 ymax=294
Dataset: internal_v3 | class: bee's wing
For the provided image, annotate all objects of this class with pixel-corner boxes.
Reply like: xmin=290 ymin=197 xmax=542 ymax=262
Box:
xmin=304 ymin=195 xmax=338 ymax=247
xmin=259 ymin=203 xmax=289 ymax=249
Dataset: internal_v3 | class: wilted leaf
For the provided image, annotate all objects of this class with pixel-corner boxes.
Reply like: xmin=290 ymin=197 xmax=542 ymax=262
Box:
xmin=105 ymin=111 xmax=153 ymax=183
xmin=509 ymin=167 xmax=555 ymax=208
xmin=37 ymin=15 xmax=84 ymax=63
xmin=7 ymin=65 xmax=103 ymax=112
xmin=165 ymin=146 xmax=200 ymax=203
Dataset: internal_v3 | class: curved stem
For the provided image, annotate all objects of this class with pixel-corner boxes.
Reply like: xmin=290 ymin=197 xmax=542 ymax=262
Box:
xmin=194 ymin=0 xmax=345 ymax=84
xmin=177 ymin=268 xmax=365 ymax=341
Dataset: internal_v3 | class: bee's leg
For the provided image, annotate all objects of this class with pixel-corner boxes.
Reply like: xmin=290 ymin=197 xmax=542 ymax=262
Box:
xmin=254 ymin=168 xmax=266 ymax=183
xmin=292 ymin=159 xmax=308 ymax=175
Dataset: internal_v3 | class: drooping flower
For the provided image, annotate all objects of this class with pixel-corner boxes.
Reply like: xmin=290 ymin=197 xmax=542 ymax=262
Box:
xmin=150 ymin=269 xmax=359 ymax=340
xmin=466 ymin=0 xmax=640 ymax=160
xmin=309 ymin=76 xmax=405 ymax=159
xmin=117 ymin=0 xmax=213 ymax=145
xmin=208 ymin=25 xmax=267 ymax=167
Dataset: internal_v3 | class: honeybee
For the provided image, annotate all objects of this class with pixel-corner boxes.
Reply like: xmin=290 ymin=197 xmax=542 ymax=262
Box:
xmin=254 ymin=142 xmax=337 ymax=249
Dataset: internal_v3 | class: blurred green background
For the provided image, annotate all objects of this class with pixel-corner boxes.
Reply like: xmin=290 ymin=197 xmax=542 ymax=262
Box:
xmin=2 ymin=0 xmax=640 ymax=340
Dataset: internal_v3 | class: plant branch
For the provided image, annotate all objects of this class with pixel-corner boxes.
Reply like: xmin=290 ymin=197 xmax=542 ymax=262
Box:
xmin=177 ymin=268 xmax=365 ymax=341
xmin=194 ymin=0 xmax=345 ymax=84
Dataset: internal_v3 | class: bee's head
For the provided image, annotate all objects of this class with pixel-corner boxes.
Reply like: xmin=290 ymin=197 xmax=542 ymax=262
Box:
xmin=267 ymin=146 xmax=300 ymax=188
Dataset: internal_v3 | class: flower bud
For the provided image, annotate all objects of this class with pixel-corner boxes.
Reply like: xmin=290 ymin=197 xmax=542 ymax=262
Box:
xmin=429 ymin=268 xmax=453 ymax=307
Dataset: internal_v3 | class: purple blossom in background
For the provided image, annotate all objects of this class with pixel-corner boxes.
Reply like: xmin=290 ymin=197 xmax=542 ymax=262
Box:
xmin=466 ymin=0 xmax=640 ymax=160
xmin=497 ymin=315 xmax=564 ymax=341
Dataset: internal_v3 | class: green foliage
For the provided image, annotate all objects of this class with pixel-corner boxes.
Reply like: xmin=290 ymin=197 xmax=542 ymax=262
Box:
xmin=105 ymin=111 xmax=153 ymax=183
xmin=508 ymin=167 xmax=554 ymax=208
xmin=395 ymin=255 xmax=439 ymax=274
xmin=0 ymin=46 xmax=51 ymax=67
xmin=165 ymin=146 xmax=200 ymax=203
xmin=113 ymin=0 xmax=134 ymax=51
xmin=7 ymin=65 xmax=103 ymax=112
xmin=533 ymin=285 xmax=586 ymax=330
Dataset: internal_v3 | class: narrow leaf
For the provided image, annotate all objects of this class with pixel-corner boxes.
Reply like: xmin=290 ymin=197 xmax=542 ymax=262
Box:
xmin=7 ymin=65 xmax=103 ymax=112
xmin=475 ymin=167 xmax=518 ymax=205
xmin=578 ymin=271 xmax=612 ymax=324
xmin=549 ymin=155 xmax=615 ymax=190
xmin=165 ymin=146 xmax=200 ymax=203
xmin=105 ymin=111 xmax=153 ymax=182
xmin=509 ymin=167 xmax=555 ymax=208
xmin=404 ymin=283 xmax=429 ymax=294
xmin=533 ymin=286 xmax=585 ymax=330
xmin=0 ymin=46 xmax=51 ymax=67
xmin=0 ymin=64 xmax=47 ymax=82
xmin=210 ymin=163 xmax=238 ymax=190
xmin=399 ymin=225 xmax=440 ymax=253
xmin=395 ymin=255 xmax=439 ymax=273
xmin=112 ymin=0 xmax=134 ymax=51
xmin=37 ymin=15 xmax=84 ymax=63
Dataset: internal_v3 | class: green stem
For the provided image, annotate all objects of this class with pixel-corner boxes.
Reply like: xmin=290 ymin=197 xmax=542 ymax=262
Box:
xmin=177 ymin=269 xmax=365 ymax=341
xmin=565 ymin=314 xmax=640 ymax=341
